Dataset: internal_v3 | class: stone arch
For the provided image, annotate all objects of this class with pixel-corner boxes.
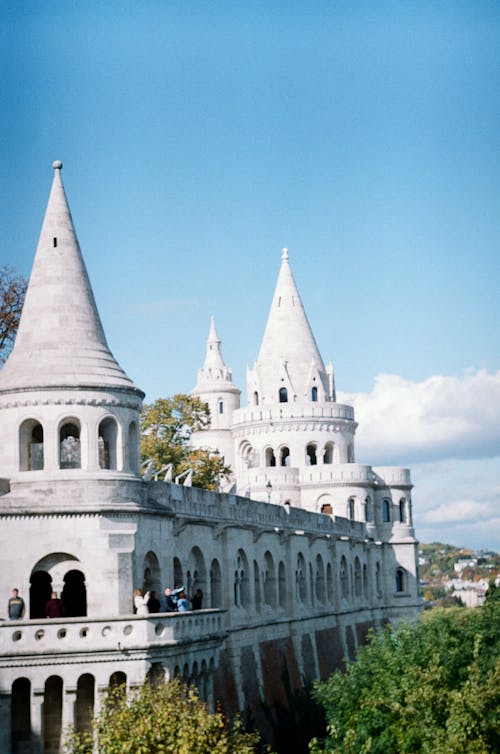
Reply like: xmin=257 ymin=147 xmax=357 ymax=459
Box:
xmin=188 ymin=546 xmax=207 ymax=595
xmin=128 ymin=421 xmax=139 ymax=473
xmin=209 ymin=558 xmax=222 ymax=608
xmin=61 ymin=570 xmax=87 ymax=617
xmin=253 ymin=560 xmax=261 ymax=612
xmin=296 ymin=552 xmax=307 ymax=603
xmin=240 ymin=441 xmax=259 ymax=469
xmin=234 ymin=549 xmax=250 ymax=608
xmin=278 ymin=560 xmax=286 ymax=609
xmin=315 ymin=554 xmax=325 ymax=603
xmin=11 ymin=677 xmax=31 ymax=752
xmin=263 ymin=551 xmax=276 ymax=608
xmin=264 ymin=447 xmax=276 ymax=467
xmin=44 ymin=676 xmax=63 ymax=754
xmin=109 ymin=671 xmax=127 ymax=690
xmin=323 ymin=441 xmax=335 ymax=464
xmin=326 ymin=562 xmax=334 ymax=603
xmin=348 ymin=497 xmax=356 ymax=520
xmin=382 ymin=499 xmax=391 ymax=522
xmin=143 ymin=551 xmax=161 ymax=596
xmin=279 ymin=387 xmax=288 ymax=403
xmin=279 ymin=445 xmax=290 ymax=466
xmin=98 ymin=416 xmax=118 ymax=470
xmin=306 ymin=443 xmax=318 ymax=465
xmin=340 ymin=555 xmax=349 ymax=600
xmin=399 ymin=498 xmax=407 ymax=523
xmin=59 ymin=418 xmax=81 ymax=469
xmin=30 ymin=553 xmax=83 ymax=618
xmin=354 ymin=557 xmax=362 ymax=598
xmin=75 ymin=674 xmax=95 ymax=736
xmin=396 ymin=567 xmax=406 ymax=593
xmin=173 ymin=557 xmax=184 ymax=590
xmin=19 ymin=418 xmax=44 ymax=471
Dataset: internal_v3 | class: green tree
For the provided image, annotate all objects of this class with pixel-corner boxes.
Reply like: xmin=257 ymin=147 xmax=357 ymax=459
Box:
xmin=310 ymin=586 xmax=500 ymax=754
xmin=66 ymin=677 xmax=271 ymax=754
xmin=0 ymin=266 xmax=27 ymax=364
xmin=140 ymin=394 xmax=232 ymax=491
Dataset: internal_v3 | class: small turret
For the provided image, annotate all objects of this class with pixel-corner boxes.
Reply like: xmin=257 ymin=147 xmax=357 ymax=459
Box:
xmin=191 ymin=317 xmax=240 ymax=473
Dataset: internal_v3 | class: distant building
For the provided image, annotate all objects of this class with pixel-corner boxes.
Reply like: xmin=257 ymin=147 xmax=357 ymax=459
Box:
xmin=0 ymin=162 xmax=421 ymax=753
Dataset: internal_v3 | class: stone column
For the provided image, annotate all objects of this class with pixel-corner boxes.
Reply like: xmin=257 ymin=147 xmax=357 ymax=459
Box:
xmin=62 ymin=687 xmax=76 ymax=741
xmin=0 ymin=692 xmax=11 ymax=754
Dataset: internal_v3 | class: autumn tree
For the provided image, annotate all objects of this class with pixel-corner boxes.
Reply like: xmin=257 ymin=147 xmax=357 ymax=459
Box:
xmin=310 ymin=585 xmax=500 ymax=754
xmin=140 ymin=394 xmax=232 ymax=491
xmin=65 ymin=677 xmax=270 ymax=754
xmin=0 ymin=266 xmax=27 ymax=364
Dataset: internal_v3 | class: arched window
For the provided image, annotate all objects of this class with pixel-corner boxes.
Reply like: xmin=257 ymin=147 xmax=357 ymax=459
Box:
xmin=253 ymin=561 xmax=261 ymax=612
xmin=280 ymin=446 xmax=290 ymax=466
xmin=323 ymin=442 xmax=334 ymax=464
xmin=75 ymin=674 xmax=95 ymax=736
xmin=143 ymin=552 xmax=161 ymax=597
xmin=311 ymin=386 xmax=318 ymax=402
xmin=340 ymin=556 xmax=349 ymax=600
xmin=296 ymin=553 xmax=307 ymax=603
xmin=315 ymin=554 xmax=325 ymax=603
xmin=19 ymin=419 xmax=44 ymax=470
xmin=218 ymin=400 xmax=224 ymax=414
xmin=264 ymin=551 xmax=276 ymax=608
xmin=44 ymin=676 xmax=63 ymax=753
xmin=396 ymin=568 xmax=406 ymax=593
xmin=128 ymin=421 xmax=139 ymax=473
xmin=210 ymin=559 xmax=222 ymax=608
xmin=348 ymin=498 xmax=355 ymax=520
xmin=59 ymin=420 xmax=81 ymax=469
xmin=173 ymin=557 xmax=183 ymax=590
xmin=382 ymin=499 xmax=391 ymax=523
xmin=279 ymin=387 xmax=288 ymax=403
xmin=98 ymin=417 xmax=118 ymax=470
xmin=253 ymin=391 xmax=259 ymax=406
xmin=61 ymin=569 xmax=87 ymax=617
xmin=306 ymin=444 xmax=317 ymax=465
xmin=11 ymin=678 xmax=31 ymax=751
xmin=354 ymin=557 xmax=362 ymax=597
xmin=399 ymin=498 xmax=406 ymax=523
xmin=278 ymin=561 xmax=286 ymax=609
xmin=326 ymin=562 xmax=334 ymax=603
xmin=234 ymin=550 xmax=249 ymax=608
xmin=265 ymin=447 xmax=276 ymax=467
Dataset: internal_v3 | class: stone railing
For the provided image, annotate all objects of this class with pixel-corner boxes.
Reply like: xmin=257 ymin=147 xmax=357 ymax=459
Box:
xmin=0 ymin=610 xmax=226 ymax=657
xmin=232 ymin=402 xmax=355 ymax=426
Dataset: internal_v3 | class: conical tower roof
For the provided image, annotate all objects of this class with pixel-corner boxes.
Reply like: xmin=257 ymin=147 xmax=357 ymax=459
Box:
xmin=251 ymin=248 xmax=331 ymax=402
xmin=0 ymin=161 xmax=142 ymax=394
xmin=193 ymin=316 xmax=240 ymax=395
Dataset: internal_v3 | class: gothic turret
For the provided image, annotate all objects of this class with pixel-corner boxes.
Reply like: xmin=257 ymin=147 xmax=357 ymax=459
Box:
xmin=191 ymin=316 xmax=240 ymax=473
xmin=0 ymin=162 xmax=144 ymax=484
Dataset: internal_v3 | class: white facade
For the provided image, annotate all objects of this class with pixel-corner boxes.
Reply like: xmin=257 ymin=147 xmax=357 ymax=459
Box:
xmin=0 ymin=164 xmax=421 ymax=754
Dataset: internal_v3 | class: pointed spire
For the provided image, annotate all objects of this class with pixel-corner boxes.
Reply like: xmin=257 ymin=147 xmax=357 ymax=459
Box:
xmin=0 ymin=161 xmax=142 ymax=394
xmin=203 ymin=315 xmax=226 ymax=371
xmin=250 ymin=248 xmax=331 ymax=403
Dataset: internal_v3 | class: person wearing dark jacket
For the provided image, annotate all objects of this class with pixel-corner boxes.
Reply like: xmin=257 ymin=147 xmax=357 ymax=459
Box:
xmin=160 ymin=587 xmax=177 ymax=612
xmin=45 ymin=592 xmax=64 ymax=618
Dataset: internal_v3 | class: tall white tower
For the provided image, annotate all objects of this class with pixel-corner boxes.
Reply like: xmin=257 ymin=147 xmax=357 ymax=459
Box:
xmin=0 ymin=161 xmax=144 ymax=485
xmin=191 ymin=316 xmax=241 ymax=471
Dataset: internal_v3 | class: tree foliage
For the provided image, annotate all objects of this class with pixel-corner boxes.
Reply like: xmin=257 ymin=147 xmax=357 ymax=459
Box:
xmin=66 ymin=677 xmax=270 ymax=754
xmin=310 ymin=585 xmax=500 ymax=754
xmin=140 ymin=394 xmax=232 ymax=491
xmin=0 ymin=266 xmax=27 ymax=364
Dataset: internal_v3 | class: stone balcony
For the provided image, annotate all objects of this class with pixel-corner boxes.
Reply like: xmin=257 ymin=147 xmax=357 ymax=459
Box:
xmin=0 ymin=610 xmax=226 ymax=660
xmin=232 ymin=402 xmax=355 ymax=427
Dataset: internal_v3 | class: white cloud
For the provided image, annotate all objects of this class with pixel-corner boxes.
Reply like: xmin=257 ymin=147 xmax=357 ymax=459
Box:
xmin=338 ymin=368 xmax=500 ymax=465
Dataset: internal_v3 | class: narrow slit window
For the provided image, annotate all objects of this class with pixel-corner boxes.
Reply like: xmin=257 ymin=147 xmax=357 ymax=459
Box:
xmin=53 ymin=237 xmax=58 ymax=247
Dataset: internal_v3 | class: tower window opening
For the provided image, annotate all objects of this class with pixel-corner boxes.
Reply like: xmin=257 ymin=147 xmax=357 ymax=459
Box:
xmin=348 ymin=498 xmax=355 ymax=520
xmin=253 ymin=391 xmax=259 ymax=406
xmin=279 ymin=387 xmax=288 ymax=403
xmin=218 ymin=401 xmax=224 ymax=414
xmin=382 ymin=499 xmax=391 ymax=523
xmin=306 ymin=444 xmax=317 ymax=466
xmin=53 ymin=237 xmax=57 ymax=247
xmin=399 ymin=498 xmax=406 ymax=523
xmin=19 ymin=419 xmax=44 ymax=471
xmin=59 ymin=421 xmax=81 ymax=469
xmin=311 ymin=386 xmax=318 ymax=402
xmin=280 ymin=447 xmax=290 ymax=466
xmin=265 ymin=448 xmax=276 ymax=467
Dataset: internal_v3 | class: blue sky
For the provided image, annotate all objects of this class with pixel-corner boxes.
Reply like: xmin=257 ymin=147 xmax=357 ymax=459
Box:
xmin=1 ymin=1 xmax=499 ymax=551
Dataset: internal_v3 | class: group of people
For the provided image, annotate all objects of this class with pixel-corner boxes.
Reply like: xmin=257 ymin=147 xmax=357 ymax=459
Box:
xmin=7 ymin=588 xmax=65 ymax=620
xmin=133 ymin=586 xmax=203 ymax=615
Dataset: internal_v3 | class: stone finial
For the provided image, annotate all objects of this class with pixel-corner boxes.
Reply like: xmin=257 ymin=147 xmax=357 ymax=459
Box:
xmin=281 ymin=247 xmax=289 ymax=260
xmin=52 ymin=160 xmax=63 ymax=170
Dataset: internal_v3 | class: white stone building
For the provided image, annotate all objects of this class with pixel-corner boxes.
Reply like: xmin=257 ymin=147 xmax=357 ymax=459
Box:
xmin=0 ymin=163 xmax=421 ymax=754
